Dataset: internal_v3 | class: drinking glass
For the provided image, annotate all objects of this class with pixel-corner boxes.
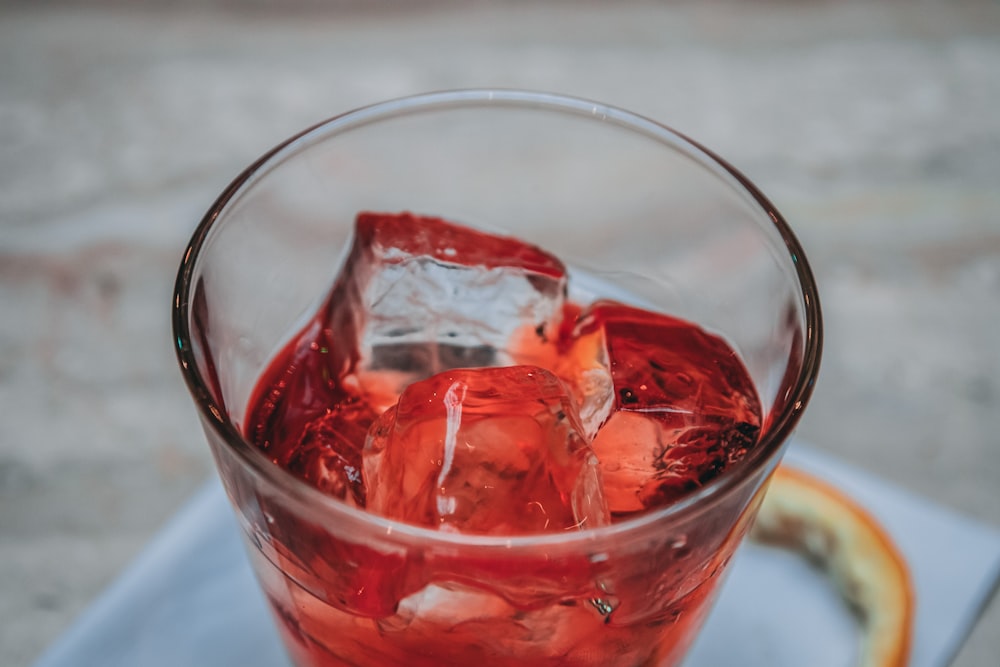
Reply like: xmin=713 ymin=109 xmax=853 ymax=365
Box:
xmin=173 ymin=89 xmax=821 ymax=667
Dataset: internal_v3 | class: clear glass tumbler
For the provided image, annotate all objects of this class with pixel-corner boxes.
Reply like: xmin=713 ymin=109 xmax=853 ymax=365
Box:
xmin=173 ymin=90 xmax=821 ymax=667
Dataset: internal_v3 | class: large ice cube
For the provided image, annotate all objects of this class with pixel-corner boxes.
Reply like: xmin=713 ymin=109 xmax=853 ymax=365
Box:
xmin=558 ymin=301 xmax=762 ymax=515
xmin=324 ymin=212 xmax=568 ymax=408
xmin=363 ymin=365 xmax=609 ymax=535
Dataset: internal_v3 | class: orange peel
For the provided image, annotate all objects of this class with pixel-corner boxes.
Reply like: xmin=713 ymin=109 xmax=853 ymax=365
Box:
xmin=751 ymin=465 xmax=915 ymax=667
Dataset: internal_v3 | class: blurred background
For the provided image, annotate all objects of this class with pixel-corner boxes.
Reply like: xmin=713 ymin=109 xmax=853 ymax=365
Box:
xmin=1 ymin=1 xmax=997 ymax=665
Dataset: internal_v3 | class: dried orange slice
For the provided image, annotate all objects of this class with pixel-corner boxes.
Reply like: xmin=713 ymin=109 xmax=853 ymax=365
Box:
xmin=751 ymin=466 xmax=914 ymax=667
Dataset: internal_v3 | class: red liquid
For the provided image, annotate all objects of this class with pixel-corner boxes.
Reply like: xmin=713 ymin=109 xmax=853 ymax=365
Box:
xmin=243 ymin=212 xmax=762 ymax=667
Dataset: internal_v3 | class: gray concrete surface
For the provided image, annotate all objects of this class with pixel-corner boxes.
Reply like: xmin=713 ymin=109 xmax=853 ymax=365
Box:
xmin=1 ymin=2 xmax=998 ymax=665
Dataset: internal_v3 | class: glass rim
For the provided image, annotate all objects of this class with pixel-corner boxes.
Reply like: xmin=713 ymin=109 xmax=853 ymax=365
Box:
xmin=172 ymin=88 xmax=823 ymax=548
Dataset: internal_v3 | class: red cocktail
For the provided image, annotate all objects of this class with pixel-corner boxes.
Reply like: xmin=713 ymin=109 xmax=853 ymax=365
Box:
xmin=174 ymin=91 xmax=821 ymax=667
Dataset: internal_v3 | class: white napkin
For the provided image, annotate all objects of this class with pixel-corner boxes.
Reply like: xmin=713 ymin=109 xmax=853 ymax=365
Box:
xmin=34 ymin=444 xmax=1000 ymax=667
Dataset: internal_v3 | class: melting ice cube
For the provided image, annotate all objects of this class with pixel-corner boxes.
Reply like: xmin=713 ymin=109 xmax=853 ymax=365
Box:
xmin=558 ymin=301 xmax=762 ymax=515
xmin=363 ymin=365 xmax=609 ymax=535
xmin=323 ymin=212 xmax=568 ymax=408
xmin=284 ymin=398 xmax=377 ymax=506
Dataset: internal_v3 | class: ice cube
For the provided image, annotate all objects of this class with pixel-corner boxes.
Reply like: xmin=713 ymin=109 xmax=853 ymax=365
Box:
xmin=323 ymin=212 xmax=568 ymax=407
xmin=558 ymin=301 xmax=762 ymax=515
xmin=284 ymin=397 xmax=377 ymax=506
xmin=246 ymin=319 xmax=346 ymax=467
xmin=363 ymin=365 xmax=609 ymax=535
